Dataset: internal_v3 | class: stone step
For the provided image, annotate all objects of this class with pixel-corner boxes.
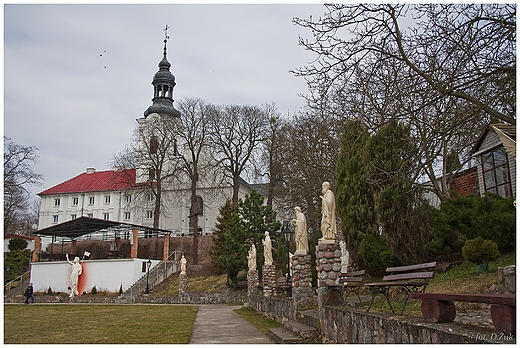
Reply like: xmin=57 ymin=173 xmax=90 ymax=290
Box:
xmin=267 ymin=328 xmax=303 ymax=344
xmin=296 ymin=309 xmax=320 ymax=330
xmin=285 ymin=320 xmax=320 ymax=341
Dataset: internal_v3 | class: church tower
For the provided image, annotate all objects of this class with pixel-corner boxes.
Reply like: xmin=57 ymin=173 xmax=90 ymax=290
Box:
xmin=136 ymin=28 xmax=181 ymax=187
xmin=143 ymin=29 xmax=181 ymax=119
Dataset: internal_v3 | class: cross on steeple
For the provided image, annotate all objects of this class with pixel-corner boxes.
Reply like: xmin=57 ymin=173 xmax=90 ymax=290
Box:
xmin=164 ymin=25 xmax=170 ymax=41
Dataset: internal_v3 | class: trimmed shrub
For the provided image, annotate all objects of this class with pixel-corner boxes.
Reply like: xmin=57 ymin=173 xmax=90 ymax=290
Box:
xmin=462 ymin=237 xmax=500 ymax=265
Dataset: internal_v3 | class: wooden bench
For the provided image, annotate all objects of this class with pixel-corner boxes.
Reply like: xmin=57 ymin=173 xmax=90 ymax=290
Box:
xmin=409 ymin=292 xmax=516 ymax=335
xmin=365 ymin=262 xmax=437 ymax=315
xmin=338 ymin=270 xmax=366 ymax=304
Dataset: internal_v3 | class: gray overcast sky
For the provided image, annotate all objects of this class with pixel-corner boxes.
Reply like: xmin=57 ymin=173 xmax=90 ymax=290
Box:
xmin=4 ymin=3 xmax=325 ymax=201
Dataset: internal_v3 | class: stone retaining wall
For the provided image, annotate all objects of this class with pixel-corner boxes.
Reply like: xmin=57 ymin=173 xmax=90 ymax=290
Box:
xmin=319 ymin=305 xmax=510 ymax=344
xmin=248 ymin=294 xmax=295 ymax=322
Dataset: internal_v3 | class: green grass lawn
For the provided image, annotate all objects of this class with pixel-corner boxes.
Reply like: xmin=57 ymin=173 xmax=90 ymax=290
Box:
xmin=234 ymin=307 xmax=283 ymax=334
xmin=4 ymin=304 xmax=198 ymax=344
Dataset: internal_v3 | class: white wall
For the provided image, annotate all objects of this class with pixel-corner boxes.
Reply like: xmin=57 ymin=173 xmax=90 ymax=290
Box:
xmin=30 ymin=258 xmax=160 ymax=294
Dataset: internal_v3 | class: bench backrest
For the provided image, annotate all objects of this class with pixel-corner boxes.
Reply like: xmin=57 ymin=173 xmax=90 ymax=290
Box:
xmin=339 ymin=270 xmax=366 ymax=284
xmin=383 ymin=262 xmax=437 ymax=282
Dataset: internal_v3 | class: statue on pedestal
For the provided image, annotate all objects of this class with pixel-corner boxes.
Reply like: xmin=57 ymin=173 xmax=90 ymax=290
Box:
xmin=180 ymin=254 xmax=187 ymax=275
xmin=248 ymin=244 xmax=257 ymax=271
xmin=292 ymin=206 xmax=309 ymax=255
xmin=320 ymin=181 xmax=337 ymax=242
xmin=262 ymin=231 xmax=273 ymax=266
xmin=340 ymin=240 xmax=349 ymax=273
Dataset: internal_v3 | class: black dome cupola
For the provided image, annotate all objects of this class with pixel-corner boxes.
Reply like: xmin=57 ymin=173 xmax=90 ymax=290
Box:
xmin=144 ymin=27 xmax=181 ymax=119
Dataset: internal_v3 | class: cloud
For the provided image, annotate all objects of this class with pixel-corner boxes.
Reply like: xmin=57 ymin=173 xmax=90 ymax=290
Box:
xmin=4 ymin=3 xmax=324 ymax=199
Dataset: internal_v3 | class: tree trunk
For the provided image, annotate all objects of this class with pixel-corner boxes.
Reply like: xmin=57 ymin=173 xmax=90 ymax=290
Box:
xmin=191 ymin=165 xmax=199 ymax=265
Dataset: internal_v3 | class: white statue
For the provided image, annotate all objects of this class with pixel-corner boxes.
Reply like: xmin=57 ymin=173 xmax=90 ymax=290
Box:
xmin=180 ymin=254 xmax=187 ymax=275
xmin=262 ymin=231 xmax=273 ymax=266
xmin=320 ymin=181 xmax=337 ymax=242
xmin=248 ymin=244 xmax=257 ymax=271
xmin=340 ymin=240 xmax=349 ymax=273
xmin=66 ymin=254 xmax=82 ymax=298
xmin=292 ymin=206 xmax=309 ymax=255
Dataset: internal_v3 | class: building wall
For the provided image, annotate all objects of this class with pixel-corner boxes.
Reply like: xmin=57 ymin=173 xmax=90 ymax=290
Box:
xmin=38 ymin=181 xmax=254 ymax=238
xmin=30 ymin=258 xmax=160 ymax=293
xmin=448 ymin=167 xmax=479 ymax=196
xmin=474 ymin=131 xmax=516 ymax=198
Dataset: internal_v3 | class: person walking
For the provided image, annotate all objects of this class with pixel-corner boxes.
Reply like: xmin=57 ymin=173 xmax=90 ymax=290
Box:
xmin=24 ymin=283 xmax=34 ymax=304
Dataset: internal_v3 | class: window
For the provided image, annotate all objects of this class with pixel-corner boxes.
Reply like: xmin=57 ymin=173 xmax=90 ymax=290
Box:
xmin=71 ymin=214 xmax=77 ymax=220
xmin=88 ymin=197 xmax=95 ymax=205
xmin=53 ymin=215 xmax=59 ymax=223
xmin=72 ymin=197 xmax=79 ymax=206
xmin=124 ymin=212 xmax=131 ymax=220
xmin=481 ymin=147 xmax=512 ymax=198
xmin=105 ymin=195 xmax=111 ymax=204
xmin=146 ymin=211 xmax=153 ymax=219
xmin=87 ymin=213 xmax=93 ymax=218
xmin=196 ymin=196 xmax=204 ymax=216
xmin=149 ymin=135 xmax=158 ymax=155
xmin=148 ymin=194 xmax=154 ymax=202
xmin=126 ymin=195 xmax=132 ymax=203
xmin=103 ymin=213 xmax=110 ymax=220
xmin=54 ymin=198 xmax=60 ymax=207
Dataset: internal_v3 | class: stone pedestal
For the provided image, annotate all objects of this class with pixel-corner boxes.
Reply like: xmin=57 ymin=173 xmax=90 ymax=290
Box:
xmin=292 ymin=254 xmax=312 ymax=288
xmin=291 ymin=254 xmax=314 ymax=309
xmin=316 ymin=243 xmax=342 ymax=287
xmin=178 ymin=273 xmax=188 ymax=294
xmin=316 ymin=242 xmax=345 ymax=308
xmin=262 ymin=264 xmax=276 ymax=297
xmin=247 ymin=269 xmax=259 ymax=298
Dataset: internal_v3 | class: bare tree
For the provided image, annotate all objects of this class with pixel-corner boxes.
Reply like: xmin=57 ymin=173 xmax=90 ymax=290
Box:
xmin=174 ymin=97 xmax=223 ymax=265
xmin=249 ymin=103 xmax=285 ymax=208
xmin=4 ymin=136 xmax=43 ymax=235
xmin=276 ymin=109 xmax=343 ymax=234
xmin=111 ymin=113 xmax=181 ymax=230
xmin=293 ymin=4 xmax=516 ymax=125
xmin=208 ymin=104 xmax=270 ymax=206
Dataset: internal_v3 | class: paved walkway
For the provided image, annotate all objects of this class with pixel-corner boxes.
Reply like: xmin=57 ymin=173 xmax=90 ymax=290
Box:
xmin=189 ymin=304 xmax=273 ymax=344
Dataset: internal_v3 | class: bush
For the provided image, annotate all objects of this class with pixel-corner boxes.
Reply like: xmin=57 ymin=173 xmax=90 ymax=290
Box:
xmin=462 ymin=237 xmax=500 ymax=265
xmin=8 ymin=238 xmax=28 ymax=251
xmin=91 ymin=286 xmax=97 ymax=295
xmin=47 ymin=287 xmax=53 ymax=295
xmin=430 ymin=193 xmax=515 ymax=260
xmin=358 ymin=233 xmax=399 ymax=277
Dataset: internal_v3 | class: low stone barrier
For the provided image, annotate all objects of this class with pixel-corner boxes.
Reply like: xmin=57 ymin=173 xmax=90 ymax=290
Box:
xmin=248 ymin=294 xmax=295 ymax=322
xmin=319 ymin=305 xmax=515 ymax=344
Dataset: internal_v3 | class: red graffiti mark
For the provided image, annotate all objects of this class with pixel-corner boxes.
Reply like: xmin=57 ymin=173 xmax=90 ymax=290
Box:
xmin=77 ymin=263 xmax=87 ymax=295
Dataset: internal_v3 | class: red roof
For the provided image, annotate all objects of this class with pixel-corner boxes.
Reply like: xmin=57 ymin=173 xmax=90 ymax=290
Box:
xmin=38 ymin=169 xmax=136 ymax=195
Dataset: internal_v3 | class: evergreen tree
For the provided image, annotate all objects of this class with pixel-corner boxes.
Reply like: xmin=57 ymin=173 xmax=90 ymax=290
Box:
xmin=210 ymin=192 xmax=282 ymax=284
xmin=366 ymin=120 xmax=431 ymax=264
xmin=237 ymin=191 xmax=282 ymax=271
xmin=209 ymin=200 xmax=241 ymax=277
xmin=335 ymin=119 xmax=377 ymax=265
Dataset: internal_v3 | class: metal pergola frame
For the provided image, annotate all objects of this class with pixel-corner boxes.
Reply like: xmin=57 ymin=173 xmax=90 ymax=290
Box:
xmin=35 ymin=216 xmax=171 ymax=241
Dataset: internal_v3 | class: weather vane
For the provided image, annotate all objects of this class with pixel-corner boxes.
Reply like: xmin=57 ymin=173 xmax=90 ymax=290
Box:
xmin=164 ymin=25 xmax=170 ymax=41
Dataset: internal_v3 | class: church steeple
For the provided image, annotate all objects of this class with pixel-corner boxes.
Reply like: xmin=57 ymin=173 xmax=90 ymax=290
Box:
xmin=144 ymin=26 xmax=181 ymax=119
